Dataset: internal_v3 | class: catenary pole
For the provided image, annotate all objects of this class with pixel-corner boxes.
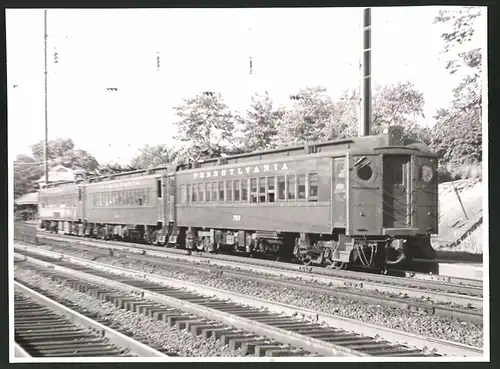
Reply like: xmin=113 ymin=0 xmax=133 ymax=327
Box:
xmin=44 ymin=9 xmax=49 ymax=186
xmin=360 ymin=7 xmax=372 ymax=137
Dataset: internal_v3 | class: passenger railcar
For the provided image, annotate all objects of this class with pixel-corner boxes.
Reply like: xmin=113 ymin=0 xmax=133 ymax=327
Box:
xmin=39 ymin=181 xmax=83 ymax=234
xmin=171 ymin=125 xmax=438 ymax=267
xmin=37 ymin=125 xmax=439 ymax=269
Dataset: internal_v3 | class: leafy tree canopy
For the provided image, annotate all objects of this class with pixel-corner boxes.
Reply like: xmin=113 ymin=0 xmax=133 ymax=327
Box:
xmin=130 ymin=144 xmax=178 ymax=169
xmin=431 ymin=6 xmax=483 ymax=170
xmin=31 ymin=138 xmax=99 ymax=173
xmin=173 ymin=92 xmax=241 ymax=162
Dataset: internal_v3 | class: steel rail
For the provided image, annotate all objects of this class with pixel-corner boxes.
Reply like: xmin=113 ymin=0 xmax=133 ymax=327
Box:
xmin=14 ymin=281 xmax=169 ymax=358
xmin=119 ymin=252 xmax=483 ymax=324
xmin=14 ymin=246 xmax=483 ymax=358
xmin=15 ymin=250 xmax=366 ymax=357
xmin=36 ymin=232 xmax=483 ymax=288
xmin=33 ymin=240 xmax=481 ymax=323
xmin=33 ymin=235 xmax=483 ymax=309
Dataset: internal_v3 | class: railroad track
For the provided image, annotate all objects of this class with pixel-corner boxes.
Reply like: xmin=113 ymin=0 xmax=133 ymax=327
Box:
xmin=14 ymin=246 xmax=482 ymax=357
xmin=32 ymin=230 xmax=483 ymax=286
xmin=23 ymin=240 xmax=482 ymax=324
xmin=15 ymin=223 xmax=482 ymax=287
xmin=14 ymin=280 xmax=169 ymax=358
xmin=31 ymin=233 xmax=483 ymax=309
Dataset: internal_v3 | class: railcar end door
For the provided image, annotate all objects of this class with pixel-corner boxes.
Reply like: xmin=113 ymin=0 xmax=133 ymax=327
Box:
xmin=346 ymin=153 xmax=383 ymax=236
xmin=382 ymin=154 xmax=412 ymax=229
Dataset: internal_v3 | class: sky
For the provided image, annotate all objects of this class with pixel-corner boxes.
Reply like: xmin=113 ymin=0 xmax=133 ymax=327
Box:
xmin=7 ymin=7 xmax=486 ymax=165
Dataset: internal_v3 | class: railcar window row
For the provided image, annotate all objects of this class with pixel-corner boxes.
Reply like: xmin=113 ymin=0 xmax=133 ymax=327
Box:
xmin=180 ymin=173 xmax=319 ymax=205
xmin=89 ymin=188 xmax=153 ymax=207
xmin=39 ymin=193 xmax=79 ymax=208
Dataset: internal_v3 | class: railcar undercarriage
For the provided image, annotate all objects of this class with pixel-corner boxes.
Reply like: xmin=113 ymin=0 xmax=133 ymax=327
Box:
xmin=39 ymin=220 xmax=436 ymax=269
xmin=293 ymin=233 xmax=437 ymax=268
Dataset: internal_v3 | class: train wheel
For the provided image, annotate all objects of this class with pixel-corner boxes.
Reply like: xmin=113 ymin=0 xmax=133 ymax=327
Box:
xmin=329 ymin=261 xmax=347 ymax=270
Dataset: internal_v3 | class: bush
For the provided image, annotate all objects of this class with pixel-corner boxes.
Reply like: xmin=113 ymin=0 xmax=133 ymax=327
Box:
xmin=437 ymin=162 xmax=482 ymax=183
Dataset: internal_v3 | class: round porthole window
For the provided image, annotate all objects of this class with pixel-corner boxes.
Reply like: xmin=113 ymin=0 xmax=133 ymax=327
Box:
xmin=420 ymin=165 xmax=434 ymax=182
xmin=357 ymin=165 xmax=373 ymax=181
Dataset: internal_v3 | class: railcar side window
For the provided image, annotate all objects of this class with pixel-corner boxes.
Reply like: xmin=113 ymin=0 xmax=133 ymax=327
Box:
xmin=298 ymin=174 xmax=306 ymax=200
xmin=226 ymin=181 xmax=232 ymax=202
xmin=198 ymin=183 xmax=204 ymax=202
xmin=186 ymin=184 xmax=191 ymax=204
xmin=219 ymin=181 xmax=224 ymax=202
xmin=267 ymin=177 xmax=275 ymax=203
xmin=212 ymin=181 xmax=218 ymax=201
xmin=287 ymin=175 xmax=296 ymax=200
xmin=258 ymin=177 xmax=266 ymax=203
xmin=234 ymin=180 xmax=240 ymax=201
xmin=181 ymin=185 xmax=187 ymax=203
xmin=308 ymin=173 xmax=319 ymax=202
xmin=206 ymin=182 xmax=211 ymax=202
xmin=78 ymin=187 xmax=82 ymax=201
xmin=242 ymin=179 xmax=248 ymax=202
xmin=192 ymin=184 xmax=197 ymax=203
xmin=278 ymin=176 xmax=286 ymax=200
xmin=157 ymin=179 xmax=162 ymax=198
xmin=250 ymin=178 xmax=257 ymax=203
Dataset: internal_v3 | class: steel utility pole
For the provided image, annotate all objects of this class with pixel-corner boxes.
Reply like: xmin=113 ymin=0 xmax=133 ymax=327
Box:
xmin=360 ymin=7 xmax=372 ymax=137
xmin=44 ymin=9 xmax=49 ymax=186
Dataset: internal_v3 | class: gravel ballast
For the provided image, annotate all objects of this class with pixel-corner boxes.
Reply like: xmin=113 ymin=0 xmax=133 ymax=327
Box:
xmin=14 ymin=266 xmax=246 ymax=357
xmin=28 ymin=244 xmax=484 ymax=348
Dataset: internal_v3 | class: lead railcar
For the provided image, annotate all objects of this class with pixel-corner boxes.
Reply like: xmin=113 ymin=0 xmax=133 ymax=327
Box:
xmin=171 ymin=125 xmax=438 ymax=268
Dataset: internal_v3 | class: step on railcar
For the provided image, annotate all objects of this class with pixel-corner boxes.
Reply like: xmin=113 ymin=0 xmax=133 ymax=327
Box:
xmin=37 ymin=125 xmax=438 ymax=269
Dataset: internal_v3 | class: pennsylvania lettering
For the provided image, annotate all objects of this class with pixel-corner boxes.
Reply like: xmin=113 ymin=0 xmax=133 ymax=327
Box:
xmin=193 ymin=163 xmax=290 ymax=180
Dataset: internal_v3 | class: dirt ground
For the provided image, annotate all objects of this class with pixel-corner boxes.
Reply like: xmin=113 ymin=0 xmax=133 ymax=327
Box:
xmin=432 ymin=178 xmax=484 ymax=255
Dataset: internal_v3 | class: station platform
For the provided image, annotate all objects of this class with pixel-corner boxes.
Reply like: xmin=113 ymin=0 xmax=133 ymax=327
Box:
xmin=398 ymin=257 xmax=484 ymax=281
xmin=438 ymin=262 xmax=483 ymax=281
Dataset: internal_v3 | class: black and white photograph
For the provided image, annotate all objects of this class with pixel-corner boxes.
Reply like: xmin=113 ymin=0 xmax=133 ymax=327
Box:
xmin=8 ymin=6 xmax=488 ymax=362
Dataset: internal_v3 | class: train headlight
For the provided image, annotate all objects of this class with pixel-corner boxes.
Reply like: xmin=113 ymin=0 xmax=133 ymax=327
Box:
xmin=420 ymin=165 xmax=434 ymax=183
xmin=387 ymin=126 xmax=404 ymax=145
xmin=390 ymin=127 xmax=403 ymax=143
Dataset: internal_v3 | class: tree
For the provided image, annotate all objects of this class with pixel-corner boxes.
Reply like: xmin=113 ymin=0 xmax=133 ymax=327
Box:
xmin=432 ymin=6 xmax=483 ymax=169
xmin=331 ymin=89 xmax=360 ymax=139
xmin=431 ymin=106 xmax=481 ymax=168
xmin=173 ymin=92 xmax=241 ymax=162
xmin=98 ymin=162 xmax=138 ymax=175
xmin=13 ymin=154 xmax=44 ymax=197
xmin=434 ymin=6 xmax=482 ymax=77
xmin=31 ymin=138 xmax=100 ymax=173
xmin=129 ymin=144 xmax=178 ymax=169
xmin=275 ymin=86 xmax=338 ymax=147
xmin=239 ymin=91 xmax=281 ymax=152
xmin=372 ymin=81 xmax=428 ymax=141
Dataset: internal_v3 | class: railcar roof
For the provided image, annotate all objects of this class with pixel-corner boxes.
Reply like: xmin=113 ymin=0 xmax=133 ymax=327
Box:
xmin=37 ymin=131 xmax=432 ymax=190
